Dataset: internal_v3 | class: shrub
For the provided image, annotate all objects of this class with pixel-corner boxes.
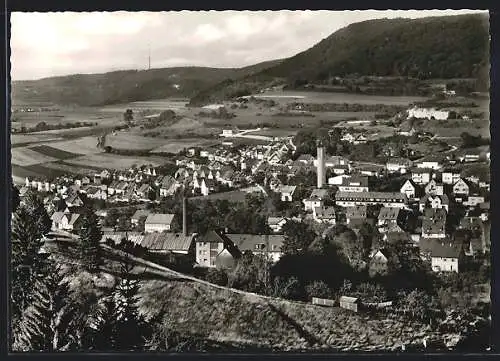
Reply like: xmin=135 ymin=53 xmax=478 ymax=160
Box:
xmin=205 ymin=268 xmax=229 ymax=286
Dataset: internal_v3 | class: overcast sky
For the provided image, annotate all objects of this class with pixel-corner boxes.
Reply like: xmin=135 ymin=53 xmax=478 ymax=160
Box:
xmin=11 ymin=10 xmax=487 ymax=81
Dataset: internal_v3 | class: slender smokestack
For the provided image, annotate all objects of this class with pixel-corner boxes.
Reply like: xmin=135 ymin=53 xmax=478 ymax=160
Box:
xmin=317 ymin=139 xmax=325 ymax=189
xmin=182 ymin=197 xmax=188 ymax=236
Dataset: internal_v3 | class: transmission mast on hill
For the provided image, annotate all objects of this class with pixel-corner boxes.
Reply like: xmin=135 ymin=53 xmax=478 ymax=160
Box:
xmin=148 ymin=43 xmax=151 ymax=70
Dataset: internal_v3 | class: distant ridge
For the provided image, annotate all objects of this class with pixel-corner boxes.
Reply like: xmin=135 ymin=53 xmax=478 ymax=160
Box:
xmin=189 ymin=13 xmax=489 ymax=106
xmin=11 ymin=59 xmax=283 ymax=106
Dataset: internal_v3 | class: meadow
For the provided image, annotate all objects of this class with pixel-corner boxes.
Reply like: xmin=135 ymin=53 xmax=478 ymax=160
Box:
xmin=66 ymin=153 xmax=168 ymax=170
xmin=253 ymin=91 xmax=428 ymax=106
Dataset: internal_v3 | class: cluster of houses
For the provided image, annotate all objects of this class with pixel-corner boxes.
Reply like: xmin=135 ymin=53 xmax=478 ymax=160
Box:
xmin=20 ymin=116 xmax=489 ymax=278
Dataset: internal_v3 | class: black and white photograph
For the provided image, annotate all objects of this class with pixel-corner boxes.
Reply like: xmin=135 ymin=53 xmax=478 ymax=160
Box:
xmin=8 ymin=9 xmax=492 ymax=353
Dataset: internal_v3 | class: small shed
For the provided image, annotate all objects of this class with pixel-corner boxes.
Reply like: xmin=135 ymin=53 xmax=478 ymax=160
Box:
xmin=312 ymin=297 xmax=336 ymax=307
xmin=339 ymin=296 xmax=360 ymax=312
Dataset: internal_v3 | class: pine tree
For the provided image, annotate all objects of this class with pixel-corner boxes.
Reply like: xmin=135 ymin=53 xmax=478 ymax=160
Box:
xmin=12 ymin=256 xmax=75 ymax=352
xmin=77 ymin=207 xmax=103 ymax=274
xmin=93 ymin=267 xmax=149 ymax=351
xmin=23 ymin=191 xmax=51 ymax=236
xmin=11 ymin=206 xmax=46 ymax=323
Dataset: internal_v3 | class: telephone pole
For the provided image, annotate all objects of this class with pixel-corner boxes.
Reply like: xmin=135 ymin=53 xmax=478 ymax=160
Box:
xmin=148 ymin=43 xmax=151 ymax=70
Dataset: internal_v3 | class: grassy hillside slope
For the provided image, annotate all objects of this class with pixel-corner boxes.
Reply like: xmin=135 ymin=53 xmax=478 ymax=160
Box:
xmin=11 ymin=59 xmax=283 ymax=107
xmin=138 ymin=279 xmax=447 ymax=352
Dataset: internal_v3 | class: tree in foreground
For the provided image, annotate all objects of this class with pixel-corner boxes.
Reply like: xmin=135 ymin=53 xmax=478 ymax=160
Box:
xmin=77 ymin=207 xmax=103 ymax=274
xmin=11 ymin=205 xmax=48 ymax=323
xmin=12 ymin=257 xmax=75 ymax=352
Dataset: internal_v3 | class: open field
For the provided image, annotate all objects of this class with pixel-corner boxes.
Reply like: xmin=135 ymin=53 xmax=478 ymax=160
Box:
xmin=151 ymin=138 xmax=219 ymax=153
xmin=100 ymin=99 xmax=189 ymax=114
xmin=253 ymin=91 xmax=428 ymax=106
xmin=423 ymin=119 xmax=490 ymax=138
xmin=66 ymin=153 xmax=168 ymax=170
xmin=12 ymin=107 xmax=119 ymax=127
xmin=11 ymin=133 xmax=64 ymax=146
xmin=28 ymin=145 xmax=82 ymax=160
xmin=11 ymin=147 xmax=59 ymax=166
xmin=250 ymin=128 xmax=298 ymax=138
xmin=42 ymin=161 xmax=99 ymax=176
xmin=12 ymin=165 xmax=42 ymax=182
xmin=192 ymin=190 xmax=249 ymax=202
xmin=105 ymin=133 xmax=173 ymax=151
xmin=49 ymin=136 xmax=104 ymax=155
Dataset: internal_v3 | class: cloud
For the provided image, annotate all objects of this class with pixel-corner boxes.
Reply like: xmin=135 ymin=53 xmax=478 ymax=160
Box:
xmin=10 ymin=10 xmax=488 ymax=80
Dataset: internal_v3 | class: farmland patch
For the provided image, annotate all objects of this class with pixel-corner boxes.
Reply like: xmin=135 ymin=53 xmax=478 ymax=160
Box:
xmin=11 ymin=147 xmax=59 ymax=166
xmin=49 ymin=136 xmax=104 ymax=155
xmin=253 ymin=91 xmax=428 ymax=106
xmin=151 ymin=138 xmax=219 ymax=154
xmin=105 ymin=133 xmax=171 ymax=151
xmin=66 ymin=154 xmax=168 ymax=170
xmin=11 ymin=134 xmax=64 ymax=146
xmin=29 ymin=145 xmax=82 ymax=160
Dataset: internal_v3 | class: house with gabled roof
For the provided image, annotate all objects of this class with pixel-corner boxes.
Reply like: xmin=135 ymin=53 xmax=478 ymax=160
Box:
xmin=386 ymin=158 xmax=412 ymax=174
xmin=425 ymin=179 xmax=444 ymax=196
xmin=312 ymin=206 xmax=336 ymax=224
xmin=400 ymin=179 xmax=419 ymax=200
xmin=131 ymin=209 xmax=151 ymax=226
xmin=421 ymin=208 xmax=447 ymax=239
xmin=419 ymin=194 xmax=449 ymax=212
xmin=195 ymin=230 xmax=241 ymax=269
xmin=160 ymin=176 xmax=178 ymax=197
xmin=338 ymin=176 xmax=369 ymax=193
xmin=377 ymin=207 xmax=402 ymax=232
xmin=145 ymin=213 xmax=175 ymax=233
xmin=267 ymin=216 xmax=288 ymax=233
xmin=452 ymin=178 xmax=470 ymax=196
xmin=345 ymin=205 xmax=367 ymax=225
xmin=278 ymin=185 xmax=296 ymax=202
xmin=51 ymin=211 xmax=83 ymax=232
xmin=226 ymin=233 xmax=285 ymax=263
xmin=411 ymin=168 xmax=433 ymax=185
xmin=303 ymin=189 xmax=329 ymax=211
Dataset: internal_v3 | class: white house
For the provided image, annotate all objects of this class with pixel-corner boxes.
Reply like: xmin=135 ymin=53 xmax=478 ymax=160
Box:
xmin=408 ymin=106 xmax=449 ymax=120
xmin=424 ymin=180 xmax=444 ymax=196
xmin=303 ymin=189 xmax=329 ymax=211
xmin=442 ymin=170 xmax=461 ymax=185
xmin=463 ymin=195 xmax=485 ymax=208
xmin=338 ymin=176 xmax=369 ymax=193
xmin=51 ymin=212 xmax=82 ymax=232
xmin=279 ymin=185 xmax=296 ymax=202
xmin=400 ymin=179 xmax=417 ymax=199
xmin=430 ymin=242 xmax=463 ymax=273
xmin=411 ymin=168 xmax=433 ymax=185
xmin=386 ymin=158 xmax=412 ymax=174
xmin=328 ymin=174 xmax=350 ymax=186
xmin=268 ymin=217 xmax=288 ymax=233
xmin=144 ymin=213 xmax=175 ymax=233
xmin=417 ymin=160 xmax=441 ymax=170
xmin=452 ymin=178 xmax=470 ymax=196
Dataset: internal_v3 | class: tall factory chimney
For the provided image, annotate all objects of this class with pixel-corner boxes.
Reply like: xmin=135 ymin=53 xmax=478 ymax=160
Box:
xmin=316 ymin=139 xmax=325 ymax=189
xmin=182 ymin=197 xmax=188 ymax=236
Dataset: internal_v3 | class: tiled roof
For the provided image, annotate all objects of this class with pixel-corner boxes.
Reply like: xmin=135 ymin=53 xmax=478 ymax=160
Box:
xmin=336 ymin=191 xmax=407 ymax=201
xmin=145 ymin=213 xmax=175 ymax=225
xmin=131 ymin=209 xmax=151 ymax=221
xmin=226 ymin=234 xmax=285 ymax=253
xmin=378 ymin=207 xmax=401 ymax=220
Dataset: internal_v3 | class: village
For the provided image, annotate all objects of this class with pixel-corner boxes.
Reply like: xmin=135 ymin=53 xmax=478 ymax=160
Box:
xmin=18 ymin=98 xmax=491 ymax=291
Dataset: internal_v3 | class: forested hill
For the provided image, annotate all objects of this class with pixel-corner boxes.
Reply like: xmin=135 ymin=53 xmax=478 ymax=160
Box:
xmin=11 ymin=59 xmax=283 ymax=107
xmin=189 ymin=13 xmax=489 ymax=106
xmin=263 ymin=13 xmax=489 ymax=82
